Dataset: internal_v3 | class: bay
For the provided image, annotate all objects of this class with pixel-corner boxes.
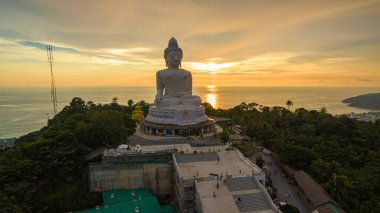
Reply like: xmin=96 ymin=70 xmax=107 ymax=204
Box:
xmin=0 ymin=86 xmax=379 ymax=138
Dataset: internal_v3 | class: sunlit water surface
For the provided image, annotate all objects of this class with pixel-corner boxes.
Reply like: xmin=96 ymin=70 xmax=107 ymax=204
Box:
xmin=0 ymin=87 xmax=379 ymax=138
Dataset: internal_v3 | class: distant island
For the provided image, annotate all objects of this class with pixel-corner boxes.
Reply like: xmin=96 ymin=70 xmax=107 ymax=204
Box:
xmin=343 ymin=93 xmax=380 ymax=110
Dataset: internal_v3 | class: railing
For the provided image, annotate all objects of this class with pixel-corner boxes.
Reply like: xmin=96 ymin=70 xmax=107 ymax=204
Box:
xmin=172 ymin=153 xmax=183 ymax=180
xmin=236 ymin=149 xmax=281 ymax=212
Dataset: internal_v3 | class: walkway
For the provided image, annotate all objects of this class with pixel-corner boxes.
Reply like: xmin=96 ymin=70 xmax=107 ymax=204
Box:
xmin=261 ymin=148 xmax=311 ymax=213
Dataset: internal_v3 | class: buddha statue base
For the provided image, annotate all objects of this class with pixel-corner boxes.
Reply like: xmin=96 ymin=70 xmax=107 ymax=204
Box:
xmin=141 ymin=105 xmax=215 ymax=137
xmin=145 ymin=105 xmax=208 ymax=126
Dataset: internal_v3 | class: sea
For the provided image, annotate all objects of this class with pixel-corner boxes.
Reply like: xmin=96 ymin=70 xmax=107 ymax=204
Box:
xmin=0 ymin=86 xmax=379 ymax=138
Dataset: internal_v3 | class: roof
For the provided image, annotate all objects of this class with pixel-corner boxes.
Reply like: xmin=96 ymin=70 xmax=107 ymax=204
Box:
xmin=102 ymin=188 xmax=152 ymax=205
xmin=313 ymin=202 xmax=346 ymax=213
xmin=75 ymin=188 xmax=175 ymax=213
xmin=280 ymin=162 xmax=298 ymax=177
xmin=230 ymin=134 xmax=245 ymax=140
xmin=77 ymin=196 xmax=160 ymax=213
xmin=118 ymin=144 xmax=129 ymax=149
xmin=174 ymin=149 xmax=262 ymax=180
xmin=270 ymin=153 xmax=297 ymax=176
xmin=174 ymin=152 xmax=218 ymax=163
xmin=160 ymin=205 xmax=179 ymax=213
xmin=294 ymin=170 xmax=343 ymax=212
xmin=226 ymin=177 xmax=259 ymax=191
xmin=195 ymin=178 xmax=277 ymax=213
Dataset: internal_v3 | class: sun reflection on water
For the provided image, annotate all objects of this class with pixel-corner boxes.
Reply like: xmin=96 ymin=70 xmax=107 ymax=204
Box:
xmin=206 ymin=93 xmax=217 ymax=108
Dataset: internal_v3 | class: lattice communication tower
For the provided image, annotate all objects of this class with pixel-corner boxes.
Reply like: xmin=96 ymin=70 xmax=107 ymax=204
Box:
xmin=47 ymin=45 xmax=57 ymax=116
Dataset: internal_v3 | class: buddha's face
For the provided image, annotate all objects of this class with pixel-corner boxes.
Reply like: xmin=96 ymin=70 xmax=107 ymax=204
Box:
xmin=166 ymin=51 xmax=182 ymax=68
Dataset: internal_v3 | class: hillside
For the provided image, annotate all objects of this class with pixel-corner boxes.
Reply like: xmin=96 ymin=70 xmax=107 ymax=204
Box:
xmin=0 ymin=97 xmax=141 ymax=213
xmin=204 ymin=102 xmax=380 ymax=212
xmin=343 ymin=93 xmax=380 ymax=110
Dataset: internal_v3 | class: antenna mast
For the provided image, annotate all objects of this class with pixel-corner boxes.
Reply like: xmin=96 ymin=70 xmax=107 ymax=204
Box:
xmin=47 ymin=45 xmax=57 ymax=116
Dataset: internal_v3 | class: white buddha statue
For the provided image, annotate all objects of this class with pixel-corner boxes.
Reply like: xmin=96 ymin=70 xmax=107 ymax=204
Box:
xmin=154 ymin=37 xmax=201 ymax=108
xmin=145 ymin=37 xmax=208 ymax=126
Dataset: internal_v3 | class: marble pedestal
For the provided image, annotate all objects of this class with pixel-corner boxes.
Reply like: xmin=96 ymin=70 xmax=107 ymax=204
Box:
xmin=141 ymin=105 xmax=214 ymax=136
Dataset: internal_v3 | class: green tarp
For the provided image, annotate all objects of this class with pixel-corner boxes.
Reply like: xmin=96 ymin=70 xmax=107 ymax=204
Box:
xmin=77 ymin=196 xmax=160 ymax=213
xmin=102 ymin=188 xmax=152 ymax=205
xmin=160 ymin=205 xmax=178 ymax=213
xmin=74 ymin=188 xmax=177 ymax=213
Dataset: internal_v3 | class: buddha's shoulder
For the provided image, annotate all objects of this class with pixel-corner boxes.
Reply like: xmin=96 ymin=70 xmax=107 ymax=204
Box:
xmin=179 ymin=69 xmax=191 ymax=74
xmin=157 ymin=69 xmax=191 ymax=75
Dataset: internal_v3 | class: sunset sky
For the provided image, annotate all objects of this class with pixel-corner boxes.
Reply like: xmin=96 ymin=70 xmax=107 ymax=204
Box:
xmin=1 ymin=0 xmax=379 ymax=87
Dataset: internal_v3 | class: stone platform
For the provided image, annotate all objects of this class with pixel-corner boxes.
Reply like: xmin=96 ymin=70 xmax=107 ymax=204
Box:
xmin=145 ymin=105 xmax=208 ymax=125
xmin=140 ymin=118 xmax=215 ymax=136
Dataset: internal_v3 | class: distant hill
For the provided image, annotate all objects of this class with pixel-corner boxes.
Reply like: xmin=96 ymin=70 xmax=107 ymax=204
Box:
xmin=343 ymin=93 xmax=380 ymax=110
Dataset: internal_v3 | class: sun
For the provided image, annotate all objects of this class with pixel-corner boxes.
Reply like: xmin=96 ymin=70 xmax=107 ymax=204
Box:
xmin=188 ymin=61 xmax=238 ymax=72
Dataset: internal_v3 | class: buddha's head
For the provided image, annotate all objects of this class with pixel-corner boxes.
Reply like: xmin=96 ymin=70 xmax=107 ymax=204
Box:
xmin=164 ymin=37 xmax=183 ymax=68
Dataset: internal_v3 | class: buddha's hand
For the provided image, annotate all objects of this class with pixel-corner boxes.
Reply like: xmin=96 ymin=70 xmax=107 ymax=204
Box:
xmin=154 ymin=94 xmax=162 ymax=105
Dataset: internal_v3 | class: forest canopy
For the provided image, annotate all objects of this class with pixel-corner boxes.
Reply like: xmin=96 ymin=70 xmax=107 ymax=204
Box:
xmin=205 ymin=102 xmax=380 ymax=212
xmin=0 ymin=97 xmax=140 ymax=212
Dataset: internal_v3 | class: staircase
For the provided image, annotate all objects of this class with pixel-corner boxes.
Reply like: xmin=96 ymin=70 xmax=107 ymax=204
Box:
xmin=227 ymin=177 xmax=258 ymax=192
xmin=233 ymin=192 xmax=272 ymax=212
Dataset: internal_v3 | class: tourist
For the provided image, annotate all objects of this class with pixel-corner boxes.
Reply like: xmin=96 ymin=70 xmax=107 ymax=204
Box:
xmin=237 ymin=197 xmax=242 ymax=206
xmin=217 ymin=182 xmax=219 ymax=189
xmin=217 ymin=156 xmax=220 ymax=162
xmin=213 ymin=192 xmax=216 ymax=198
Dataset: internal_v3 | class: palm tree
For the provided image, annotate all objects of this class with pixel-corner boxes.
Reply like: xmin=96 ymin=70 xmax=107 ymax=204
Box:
xmin=286 ymin=100 xmax=293 ymax=110
xmin=112 ymin=97 xmax=119 ymax=104
xmin=128 ymin=99 xmax=134 ymax=108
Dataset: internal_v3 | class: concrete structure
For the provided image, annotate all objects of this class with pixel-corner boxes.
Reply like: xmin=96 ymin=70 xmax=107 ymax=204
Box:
xmin=141 ymin=38 xmax=214 ymax=136
xmin=88 ymin=142 xmax=279 ymax=213
xmin=172 ymin=147 xmax=277 ymax=213
xmin=89 ymin=151 xmax=173 ymax=202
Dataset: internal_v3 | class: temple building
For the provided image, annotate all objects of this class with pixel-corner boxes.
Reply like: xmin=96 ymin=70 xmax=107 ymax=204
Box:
xmin=131 ymin=104 xmax=145 ymax=122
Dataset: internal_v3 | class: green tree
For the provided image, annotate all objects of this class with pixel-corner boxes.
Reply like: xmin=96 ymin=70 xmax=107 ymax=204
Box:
xmin=127 ymin=99 xmax=134 ymax=108
xmin=280 ymin=204 xmax=300 ymax=213
xmin=256 ymin=156 xmax=265 ymax=168
xmin=89 ymin=110 xmax=129 ymax=146
xmin=286 ymin=100 xmax=293 ymax=110
xmin=220 ymin=128 xmax=231 ymax=143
